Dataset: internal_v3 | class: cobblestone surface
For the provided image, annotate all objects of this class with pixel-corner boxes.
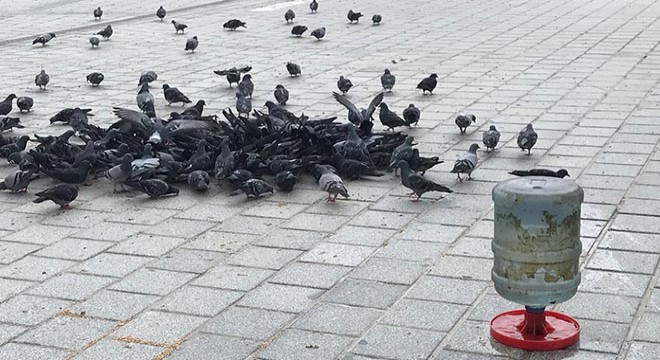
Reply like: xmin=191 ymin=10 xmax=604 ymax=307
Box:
xmin=1 ymin=0 xmax=660 ymax=359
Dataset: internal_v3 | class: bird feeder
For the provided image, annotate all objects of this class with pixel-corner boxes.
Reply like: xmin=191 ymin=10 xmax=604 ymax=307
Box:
xmin=490 ymin=176 xmax=583 ymax=351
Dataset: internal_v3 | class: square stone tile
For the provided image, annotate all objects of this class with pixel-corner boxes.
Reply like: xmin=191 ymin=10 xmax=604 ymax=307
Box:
xmin=0 ymin=256 xmax=75 ymax=281
xmin=143 ymin=218 xmax=215 ymax=238
xmin=429 ymin=255 xmax=492 ymax=280
xmin=407 ymin=276 xmax=488 ymax=304
xmin=376 ymin=239 xmax=448 ymax=262
xmin=293 ymin=303 xmax=382 ymax=336
xmin=395 ymin=222 xmax=467 ymax=243
xmin=432 ymin=350 xmax=508 ymax=360
xmin=0 ymin=324 xmax=26 ymax=344
xmin=227 ymin=246 xmax=301 ymax=270
xmin=0 ymin=278 xmax=34 ymax=302
xmin=110 ymin=268 xmax=196 ymax=295
xmin=155 ymin=286 xmax=243 ymax=317
xmin=588 ymin=249 xmax=659 ymax=274
xmin=113 ymin=311 xmax=207 ymax=344
xmin=2 ymin=225 xmax=77 ymax=245
xmin=0 ymin=295 xmax=73 ymax=326
xmin=599 ymin=230 xmax=660 ymax=253
xmin=626 ymin=341 xmax=660 ymax=359
xmin=26 ymin=273 xmax=115 ymax=300
xmin=352 ymin=257 xmax=428 ymax=285
xmin=325 ymin=226 xmax=397 ymax=247
xmin=109 ymin=234 xmax=187 ymax=257
xmin=611 ymin=214 xmax=660 ymax=234
xmin=324 ymin=279 xmax=408 ymax=309
xmin=283 ymin=213 xmax=350 ymax=232
xmin=241 ymin=202 xmax=308 ymax=219
xmin=382 ymin=298 xmax=467 ymax=332
xmin=72 ymin=253 xmax=152 ymax=277
xmin=107 ymin=208 xmax=178 ymax=225
xmin=238 ymin=283 xmax=324 ymax=313
xmin=299 ymin=242 xmax=375 ymax=266
xmin=468 ymin=293 xmax=521 ymax=322
xmin=176 ymin=203 xmax=242 ymax=222
xmin=34 ymin=238 xmax=113 ymax=261
xmin=72 ymin=222 xmax=148 ymax=242
xmin=169 ymin=333 xmax=258 ymax=360
xmin=0 ymin=343 xmax=69 ymax=360
xmin=269 ymin=262 xmax=351 ymax=289
xmin=352 ymin=324 xmax=445 ymax=360
xmin=349 ymin=210 xmax=417 ymax=230
xmin=214 ymin=216 xmax=283 ymax=235
xmin=255 ymin=228 xmax=326 ymax=250
xmin=559 ymin=292 xmax=640 ymax=323
xmin=41 ymin=210 xmax=111 ymax=228
xmin=634 ymin=312 xmax=660 ymax=342
xmin=257 ymin=329 xmax=353 ymax=360
xmin=203 ymin=306 xmax=294 ymax=341
xmin=184 ymin=231 xmax=256 ymax=253
xmin=69 ymin=290 xmax=160 ymax=321
xmin=0 ymin=241 xmax=41 ymax=264
xmin=147 ymin=248 xmax=224 ymax=273
xmin=193 ymin=265 xmax=274 ymax=291
xmin=577 ymin=319 xmax=628 ymax=353
xmin=580 ymin=269 xmax=650 ymax=298
xmin=445 ymin=320 xmax=526 ymax=358
xmin=15 ymin=316 xmax=115 ymax=349
xmin=74 ymin=339 xmax=163 ymax=360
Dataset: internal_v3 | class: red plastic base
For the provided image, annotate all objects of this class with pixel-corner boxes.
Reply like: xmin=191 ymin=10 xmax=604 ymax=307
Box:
xmin=490 ymin=309 xmax=580 ymax=351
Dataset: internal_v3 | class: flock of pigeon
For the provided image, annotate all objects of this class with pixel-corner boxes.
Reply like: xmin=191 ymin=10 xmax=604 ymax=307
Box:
xmin=0 ymin=1 xmax=570 ymax=209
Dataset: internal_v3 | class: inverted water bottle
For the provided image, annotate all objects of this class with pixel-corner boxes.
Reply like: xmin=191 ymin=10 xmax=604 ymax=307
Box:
xmin=490 ymin=176 xmax=584 ymax=351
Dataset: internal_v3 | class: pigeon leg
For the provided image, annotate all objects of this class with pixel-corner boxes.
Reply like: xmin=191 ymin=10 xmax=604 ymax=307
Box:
xmin=456 ymin=174 xmax=463 ymax=182
xmin=410 ymin=195 xmax=422 ymax=202
xmin=406 ymin=192 xmax=416 ymax=197
xmin=61 ymin=204 xmax=72 ymax=210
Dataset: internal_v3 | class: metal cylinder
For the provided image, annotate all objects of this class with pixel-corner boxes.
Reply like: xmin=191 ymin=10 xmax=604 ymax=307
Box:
xmin=492 ymin=176 xmax=584 ymax=308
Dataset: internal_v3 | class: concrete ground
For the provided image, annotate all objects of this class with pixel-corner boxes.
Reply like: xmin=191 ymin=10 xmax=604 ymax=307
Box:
xmin=0 ymin=0 xmax=659 ymax=359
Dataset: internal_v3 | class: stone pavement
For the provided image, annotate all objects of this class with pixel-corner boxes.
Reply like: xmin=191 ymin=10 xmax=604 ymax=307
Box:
xmin=0 ymin=0 xmax=659 ymax=358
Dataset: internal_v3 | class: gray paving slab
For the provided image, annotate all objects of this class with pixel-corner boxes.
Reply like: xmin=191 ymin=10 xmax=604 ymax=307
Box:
xmin=15 ymin=316 xmax=115 ymax=350
xmin=202 ymin=306 xmax=295 ymax=341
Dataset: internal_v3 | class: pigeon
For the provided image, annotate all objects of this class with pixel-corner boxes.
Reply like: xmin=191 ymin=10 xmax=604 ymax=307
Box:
xmin=399 ymin=160 xmax=452 ymax=202
xmin=89 ymin=36 xmax=100 ymax=48
xmin=105 ymin=154 xmax=134 ymax=192
xmin=403 ymin=104 xmax=421 ymax=126
xmin=214 ymin=66 xmax=252 ymax=87
xmin=41 ymin=161 xmax=93 ymax=184
xmin=182 ymin=100 xmax=205 ymax=117
xmin=16 ymin=97 xmax=33 ymax=112
xmin=275 ymin=170 xmax=297 ymax=191
xmin=337 ymin=76 xmax=353 ymax=95
xmin=223 ymin=19 xmax=246 ymax=30
xmin=450 ymin=143 xmax=480 ymax=181
xmin=136 ymin=83 xmax=156 ymax=117
xmin=286 ymin=62 xmax=301 ymax=76
xmin=93 ymin=7 xmax=103 ymax=20
xmin=310 ymin=0 xmax=318 ymax=13
xmin=372 ymin=14 xmax=382 ymax=25
xmin=97 ymin=25 xmax=113 ymax=40
xmin=409 ymin=149 xmax=443 ymax=175
xmin=68 ymin=108 xmax=90 ymax=132
xmin=285 ymin=9 xmax=295 ymax=23
xmin=138 ymin=70 xmax=158 ymax=86
xmin=509 ymin=169 xmax=570 ymax=178
xmin=50 ymin=108 xmax=93 ymax=125
xmin=0 ymin=117 xmax=24 ymax=132
xmin=417 ymin=73 xmax=438 ymax=95
xmin=0 ymin=94 xmax=16 ymax=115
xmin=482 ymin=125 xmax=501 ymax=151
xmin=33 ymin=33 xmax=56 ymax=46
xmin=316 ymin=164 xmax=349 ymax=202
xmin=310 ymin=27 xmax=325 ymax=40
xmin=0 ymin=135 xmax=29 ymax=158
xmin=517 ymin=123 xmax=538 ymax=155
xmin=227 ymin=169 xmax=254 ymax=188
xmin=381 ymin=69 xmax=395 ymax=92
xmin=183 ymin=140 xmax=211 ymax=172
xmin=128 ymin=179 xmax=179 ymax=198
xmin=455 ymin=113 xmax=476 ymax=134
xmin=86 ymin=72 xmax=104 ymax=86
xmin=162 ymin=84 xmax=191 ymax=106
xmin=185 ymin=36 xmax=198 ymax=52
xmin=379 ymin=102 xmax=407 ymax=130
xmin=214 ymin=140 xmax=235 ymax=181
xmin=35 ymin=70 xmax=50 ymax=90
xmin=33 ymin=184 xmax=79 ymax=208
xmin=333 ymin=124 xmax=372 ymax=164
xmin=188 ymin=170 xmax=210 ymax=190
xmin=238 ymin=74 xmax=254 ymax=98
xmin=156 ymin=6 xmax=166 ymax=21
xmin=332 ymin=91 xmax=383 ymax=126
xmin=274 ymin=85 xmax=289 ymax=105
xmin=389 ymin=135 xmax=415 ymax=175
xmin=347 ymin=10 xmax=363 ymax=23
xmin=0 ymin=171 xmax=36 ymax=192
xmin=235 ymin=92 xmax=252 ymax=118
xmin=291 ymin=25 xmax=308 ymax=37
xmin=172 ymin=20 xmax=187 ymax=34
xmin=239 ymin=179 xmax=273 ymax=199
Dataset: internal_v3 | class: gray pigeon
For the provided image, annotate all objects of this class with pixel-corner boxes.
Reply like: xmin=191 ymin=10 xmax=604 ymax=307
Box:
xmin=68 ymin=107 xmax=89 ymax=132
xmin=333 ymin=123 xmax=372 ymax=164
xmin=239 ymin=179 xmax=273 ymax=199
xmin=235 ymin=92 xmax=252 ymax=118
xmin=285 ymin=9 xmax=295 ymax=23
xmin=128 ymin=179 xmax=179 ymax=198
xmin=0 ymin=117 xmax=24 ymax=132
xmin=333 ymin=91 xmax=383 ymax=126
xmin=286 ymin=62 xmax=301 ymax=76
xmin=97 ymin=25 xmax=113 ymax=40
xmin=185 ymin=36 xmax=198 ymax=52
xmin=381 ymin=69 xmax=395 ymax=92
xmin=238 ymin=74 xmax=254 ymax=98
xmin=89 ymin=36 xmax=100 ymax=48
xmin=517 ymin=123 xmax=537 ymax=155
xmin=136 ymin=83 xmax=156 ymax=117
xmin=35 ymin=70 xmax=50 ymax=90
xmin=33 ymin=184 xmax=78 ymax=208
xmin=399 ymin=160 xmax=452 ymax=202
xmin=86 ymin=72 xmax=104 ymax=86
xmin=162 ymin=84 xmax=191 ymax=105
xmin=337 ymin=76 xmax=353 ymax=95
xmin=389 ymin=135 xmax=415 ymax=175
xmin=172 ymin=20 xmax=187 ymax=34
xmin=0 ymin=170 xmax=36 ymax=192
xmin=16 ymin=97 xmax=33 ymax=112
xmin=310 ymin=27 xmax=325 ymax=40
xmin=450 ymin=143 xmax=479 ymax=181
xmin=33 ymin=33 xmax=56 ymax=46
xmin=310 ymin=0 xmax=318 ymax=12
xmin=291 ymin=25 xmax=308 ymax=36
xmin=93 ymin=7 xmax=103 ymax=20
xmin=214 ymin=140 xmax=235 ymax=181
xmin=455 ymin=113 xmax=476 ymax=134
xmin=372 ymin=14 xmax=382 ymax=25
xmin=403 ymin=104 xmax=420 ymax=126
xmin=316 ymin=164 xmax=349 ymax=202
xmin=188 ymin=170 xmax=210 ymax=190
xmin=379 ymin=102 xmax=407 ymax=130
xmin=274 ymin=84 xmax=289 ymax=105
xmin=482 ymin=125 xmax=500 ymax=151
xmin=157 ymin=6 xmax=166 ymax=21
xmin=138 ymin=70 xmax=158 ymax=86
xmin=509 ymin=169 xmax=570 ymax=178
xmin=347 ymin=9 xmax=363 ymax=23
xmin=105 ymin=154 xmax=134 ymax=192
xmin=0 ymin=94 xmax=16 ymax=115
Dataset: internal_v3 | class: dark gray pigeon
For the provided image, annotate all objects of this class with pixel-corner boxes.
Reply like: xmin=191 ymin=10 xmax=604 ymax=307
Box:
xmin=310 ymin=0 xmax=318 ymax=12
xmin=68 ymin=107 xmax=89 ymax=132
xmin=188 ymin=170 xmax=210 ymax=190
xmin=0 ymin=170 xmax=36 ymax=192
xmin=316 ymin=164 xmax=349 ymax=202
xmin=182 ymin=99 xmax=205 ymax=117
xmin=285 ymin=9 xmax=295 ymax=23
xmin=372 ymin=14 xmax=382 ymax=24
xmin=399 ymin=160 xmax=452 ymax=202
xmin=214 ymin=140 xmax=235 ymax=181
xmin=347 ymin=9 xmax=363 ymax=23
xmin=286 ymin=62 xmax=301 ymax=76
xmin=213 ymin=66 xmax=251 ymax=87
xmin=381 ymin=69 xmax=395 ymax=92
xmin=417 ymin=73 xmax=438 ymax=95
xmin=455 ymin=113 xmax=476 ymax=134
xmin=379 ymin=102 xmax=407 ymax=130
xmin=482 ymin=125 xmax=500 ymax=151
xmin=136 ymin=83 xmax=156 ymax=117
xmin=0 ymin=117 xmax=24 ymax=132
xmin=275 ymin=170 xmax=297 ymax=191
xmin=389 ymin=135 xmax=415 ymax=175
xmin=35 ymin=70 xmax=50 ymax=90
xmin=97 ymin=25 xmax=113 ymax=40
xmin=41 ymin=161 xmax=93 ymax=184
xmin=138 ymin=70 xmax=158 ymax=86
xmin=291 ymin=25 xmax=308 ymax=36
xmin=16 ymin=97 xmax=33 ymax=112
xmin=310 ymin=27 xmax=325 ymax=40
xmin=403 ymin=104 xmax=420 ymax=126
xmin=274 ymin=84 xmax=289 ymax=105
xmin=333 ymin=123 xmax=372 ymax=164
xmin=238 ymin=74 xmax=254 ymax=98
xmin=105 ymin=154 xmax=134 ymax=192
xmin=235 ymin=92 xmax=252 ymax=118
xmin=223 ymin=19 xmax=246 ymax=30
xmin=0 ymin=135 xmax=29 ymax=158
xmin=33 ymin=33 xmax=56 ymax=46
xmin=89 ymin=36 xmax=100 ymax=48
xmin=517 ymin=123 xmax=537 ymax=155
xmin=172 ymin=20 xmax=187 ymax=34
xmin=33 ymin=184 xmax=78 ymax=208
xmin=86 ymin=72 xmax=104 ymax=86
xmin=509 ymin=168 xmax=570 ymax=178
xmin=185 ymin=36 xmax=198 ymax=52
xmin=162 ymin=84 xmax=191 ymax=105
xmin=0 ymin=94 xmax=16 ymax=115
xmin=157 ymin=6 xmax=166 ymax=21
xmin=239 ymin=179 xmax=273 ymax=199
xmin=183 ymin=140 xmax=211 ymax=172
xmin=337 ymin=76 xmax=353 ymax=95
xmin=451 ymin=143 xmax=479 ymax=181
xmin=227 ymin=169 xmax=254 ymax=188
xmin=93 ymin=7 xmax=103 ymax=20
xmin=128 ymin=179 xmax=179 ymax=198
xmin=332 ymin=91 xmax=383 ymax=126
